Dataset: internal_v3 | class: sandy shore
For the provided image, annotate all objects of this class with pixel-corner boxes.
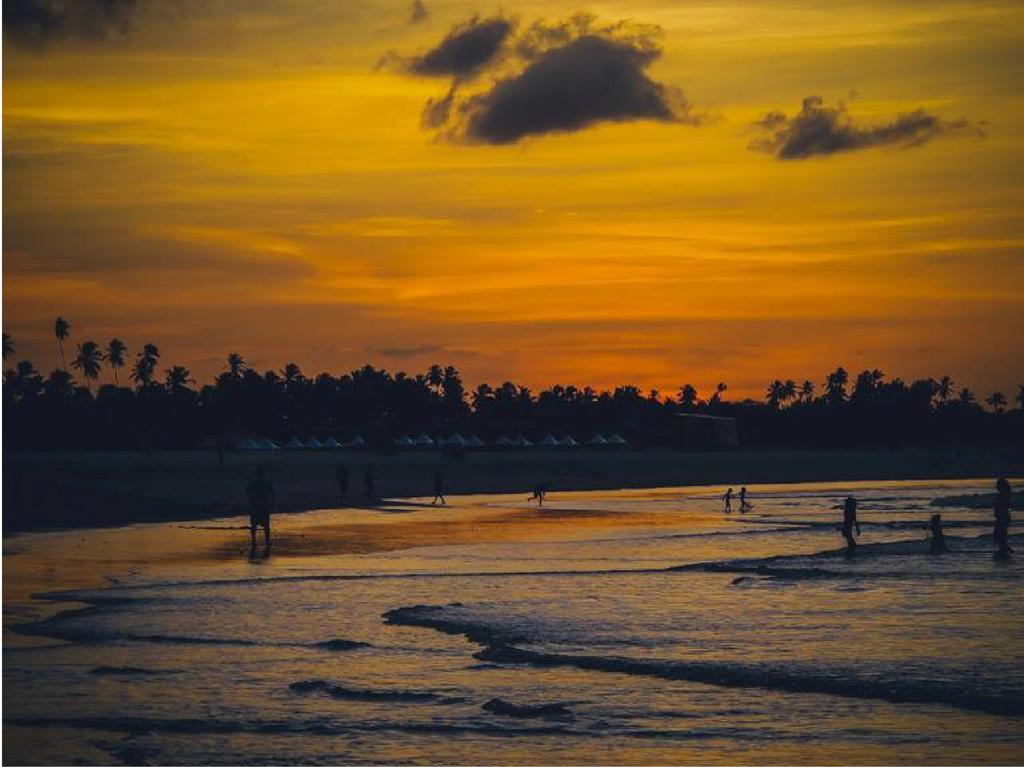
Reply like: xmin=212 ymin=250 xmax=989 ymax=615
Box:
xmin=4 ymin=445 xmax=1022 ymax=532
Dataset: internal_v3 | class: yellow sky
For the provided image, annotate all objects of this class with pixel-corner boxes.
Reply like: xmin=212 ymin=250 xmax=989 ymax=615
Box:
xmin=3 ymin=0 xmax=1023 ymax=398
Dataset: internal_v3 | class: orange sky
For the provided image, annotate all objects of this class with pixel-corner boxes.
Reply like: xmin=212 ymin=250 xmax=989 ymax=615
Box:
xmin=3 ymin=0 xmax=1023 ymax=399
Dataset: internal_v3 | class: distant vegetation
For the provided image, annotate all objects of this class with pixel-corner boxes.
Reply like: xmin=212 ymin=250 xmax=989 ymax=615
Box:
xmin=2 ymin=324 xmax=1022 ymax=451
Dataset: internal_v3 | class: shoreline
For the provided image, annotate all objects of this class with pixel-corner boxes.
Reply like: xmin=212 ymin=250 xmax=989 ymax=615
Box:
xmin=4 ymin=445 xmax=1022 ymax=534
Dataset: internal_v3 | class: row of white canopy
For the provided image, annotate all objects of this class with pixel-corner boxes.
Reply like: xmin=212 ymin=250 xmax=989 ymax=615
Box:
xmin=236 ymin=436 xmax=366 ymax=451
xmin=236 ymin=432 xmax=629 ymax=451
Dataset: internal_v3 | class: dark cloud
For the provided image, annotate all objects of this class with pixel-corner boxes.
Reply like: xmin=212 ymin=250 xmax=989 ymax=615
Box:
xmin=751 ymin=96 xmax=984 ymax=160
xmin=4 ymin=0 xmax=146 ymax=46
xmin=384 ymin=15 xmax=514 ymax=78
xmin=410 ymin=0 xmax=428 ymax=24
xmin=388 ymin=13 xmax=694 ymax=145
xmin=366 ymin=344 xmax=442 ymax=358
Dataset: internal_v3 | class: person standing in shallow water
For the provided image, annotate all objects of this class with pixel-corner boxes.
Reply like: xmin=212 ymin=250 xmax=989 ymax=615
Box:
xmin=335 ymin=462 xmax=348 ymax=504
xmin=928 ymin=513 xmax=948 ymax=554
xmin=842 ymin=496 xmax=860 ymax=554
xmin=723 ymin=487 xmax=733 ymax=513
xmin=246 ymin=465 xmax=275 ymax=555
xmin=994 ymin=477 xmax=1013 ymax=555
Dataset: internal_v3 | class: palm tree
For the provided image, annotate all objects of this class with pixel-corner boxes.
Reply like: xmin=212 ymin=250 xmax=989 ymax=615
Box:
xmin=71 ymin=341 xmax=103 ymax=392
xmin=165 ymin=366 xmax=195 ymax=392
xmin=2 ymin=332 xmax=13 ymax=361
xmin=282 ymin=362 xmax=303 ymax=385
xmin=54 ymin=317 xmax=71 ymax=371
xmin=677 ymin=383 xmax=698 ymax=409
xmin=104 ymin=339 xmax=127 ymax=386
xmin=824 ymin=367 xmax=848 ymax=404
xmin=227 ymin=353 xmax=247 ymax=380
xmin=957 ymin=387 xmax=976 ymax=406
xmin=131 ymin=344 xmax=160 ymax=388
xmin=781 ymin=379 xmax=797 ymax=405
xmin=708 ymin=382 xmax=727 ymax=406
xmin=766 ymin=380 xmax=786 ymax=409
xmin=799 ymin=379 xmax=815 ymax=403
xmin=426 ymin=364 xmax=444 ymax=393
xmin=936 ymin=376 xmax=954 ymax=405
xmin=985 ymin=391 xmax=1007 ymax=413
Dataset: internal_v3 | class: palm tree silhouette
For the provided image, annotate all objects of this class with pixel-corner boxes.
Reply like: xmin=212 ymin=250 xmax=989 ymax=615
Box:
xmin=3 ymin=332 xmax=13 ymax=361
xmin=104 ymin=339 xmax=127 ymax=386
xmin=824 ymin=367 xmax=849 ymax=404
xmin=130 ymin=344 xmax=160 ymax=388
xmin=165 ymin=366 xmax=195 ymax=392
xmin=766 ymin=379 xmax=786 ymax=409
xmin=426 ymin=364 xmax=443 ymax=393
xmin=781 ymin=379 xmax=797 ymax=405
xmin=936 ymin=376 xmax=954 ymax=405
xmin=708 ymin=382 xmax=727 ymax=407
xmin=799 ymin=379 xmax=815 ymax=403
xmin=71 ymin=341 xmax=103 ymax=392
xmin=678 ymin=384 xmax=698 ymax=409
xmin=985 ymin=391 xmax=1007 ymax=413
xmin=227 ymin=353 xmax=247 ymax=380
xmin=957 ymin=387 xmax=976 ymax=406
xmin=54 ymin=317 xmax=71 ymax=371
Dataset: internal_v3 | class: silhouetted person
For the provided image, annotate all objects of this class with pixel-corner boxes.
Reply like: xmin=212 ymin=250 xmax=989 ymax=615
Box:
xmin=994 ymin=477 xmax=1013 ymax=555
xmin=432 ymin=470 xmax=446 ymax=505
xmin=336 ymin=462 xmax=348 ymax=503
xmin=723 ymin=487 xmax=733 ymax=513
xmin=842 ymin=496 xmax=860 ymax=554
xmin=739 ymin=486 xmax=752 ymax=513
xmin=364 ymin=464 xmax=376 ymax=500
xmin=246 ymin=465 xmax=275 ymax=555
xmin=928 ymin=513 xmax=947 ymax=555
xmin=529 ymin=482 xmax=549 ymax=507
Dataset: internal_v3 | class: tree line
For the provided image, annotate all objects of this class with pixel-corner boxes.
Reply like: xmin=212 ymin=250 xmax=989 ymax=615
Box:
xmin=2 ymin=319 xmax=1022 ymax=450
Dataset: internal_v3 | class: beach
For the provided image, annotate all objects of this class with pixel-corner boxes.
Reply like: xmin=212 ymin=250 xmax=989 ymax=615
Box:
xmin=4 ymin=446 xmax=1022 ymax=532
xmin=3 ymin=478 xmax=1023 ymax=764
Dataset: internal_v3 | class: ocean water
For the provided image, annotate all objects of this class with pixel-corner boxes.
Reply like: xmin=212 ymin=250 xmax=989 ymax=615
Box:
xmin=3 ymin=479 xmax=1023 ymax=765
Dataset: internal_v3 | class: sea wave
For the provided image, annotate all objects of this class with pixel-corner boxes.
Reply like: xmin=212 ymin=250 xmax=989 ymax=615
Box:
xmin=387 ymin=604 xmax=1024 ymax=718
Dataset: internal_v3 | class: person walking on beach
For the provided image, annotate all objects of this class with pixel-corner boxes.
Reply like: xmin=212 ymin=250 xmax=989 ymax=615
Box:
xmin=842 ymin=496 xmax=860 ymax=555
xmin=928 ymin=513 xmax=948 ymax=555
xmin=723 ymin=487 xmax=734 ymax=513
xmin=529 ymin=482 xmax=549 ymax=507
xmin=994 ymin=477 xmax=1013 ymax=555
xmin=739 ymin=487 xmax=752 ymax=513
xmin=432 ymin=469 xmax=446 ymax=506
xmin=246 ymin=465 xmax=275 ymax=555
xmin=335 ymin=462 xmax=348 ymax=504
xmin=364 ymin=464 xmax=376 ymax=501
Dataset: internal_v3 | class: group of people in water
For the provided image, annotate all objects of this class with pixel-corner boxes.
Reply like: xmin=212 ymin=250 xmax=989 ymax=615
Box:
xmin=723 ymin=478 xmax=1015 ymax=557
xmin=247 ymin=465 xmax=1015 ymax=559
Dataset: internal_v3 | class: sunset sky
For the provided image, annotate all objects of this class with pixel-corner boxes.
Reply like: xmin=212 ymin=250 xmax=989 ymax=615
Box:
xmin=3 ymin=0 xmax=1023 ymax=399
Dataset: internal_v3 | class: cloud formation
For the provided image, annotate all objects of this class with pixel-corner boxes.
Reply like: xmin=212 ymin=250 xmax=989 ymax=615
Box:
xmin=388 ymin=15 xmax=515 ymax=78
xmin=4 ymin=0 xmax=146 ymax=46
xmin=388 ymin=13 xmax=694 ymax=145
xmin=751 ymin=96 xmax=983 ymax=159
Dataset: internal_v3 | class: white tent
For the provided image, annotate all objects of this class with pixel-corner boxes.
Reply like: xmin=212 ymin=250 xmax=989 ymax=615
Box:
xmin=393 ymin=435 xmax=414 ymax=447
xmin=493 ymin=435 xmax=513 ymax=447
xmin=465 ymin=435 xmax=485 ymax=448
xmin=236 ymin=438 xmax=259 ymax=451
xmin=321 ymin=436 xmax=343 ymax=449
xmin=586 ymin=434 xmax=607 ymax=446
xmin=442 ymin=433 xmax=468 ymax=447
xmin=283 ymin=436 xmax=305 ymax=449
xmin=258 ymin=438 xmax=280 ymax=450
xmin=538 ymin=434 xmax=559 ymax=448
xmin=413 ymin=433 xmax=434 ymax=447
xmin=557 ymin=435 xmax=579 ymax=447
xmin=304 ymin=437 xmax=324 ymax=449
xmin=512 ymin=435 xmax=534 ymax=447
xmin=605 ymin=433 xmax=628 ymax=445
xmin=341 ymin=435 xmax=365 ymax=448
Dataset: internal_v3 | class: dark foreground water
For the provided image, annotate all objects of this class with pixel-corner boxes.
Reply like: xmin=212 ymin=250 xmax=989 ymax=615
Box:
xmin=3 ymin=480 xmax=1022 ymax=765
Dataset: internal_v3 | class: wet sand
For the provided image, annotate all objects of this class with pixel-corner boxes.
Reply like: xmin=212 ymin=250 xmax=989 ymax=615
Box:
xmin=5 ymin=445 xmax=1021 ymax=531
